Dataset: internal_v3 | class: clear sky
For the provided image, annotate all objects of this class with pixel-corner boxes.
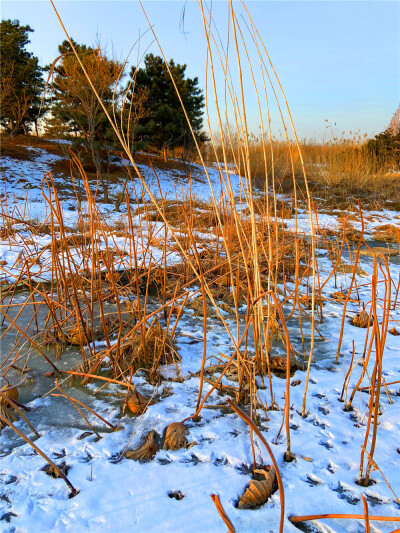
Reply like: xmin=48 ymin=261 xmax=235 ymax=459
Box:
xmin=2 ymin=0 xmax=399 ymax=140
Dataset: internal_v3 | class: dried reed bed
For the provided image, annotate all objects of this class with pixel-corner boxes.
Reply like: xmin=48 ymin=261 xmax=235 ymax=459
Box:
xmin=0 ymin=0 xmax=399 ymax=527
xmin=209 ymin=131 xmax=394 ymax=201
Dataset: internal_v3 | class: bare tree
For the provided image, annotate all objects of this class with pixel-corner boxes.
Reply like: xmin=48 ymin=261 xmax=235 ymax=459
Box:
xmin=387 ymin=104 xmax=400 ymax=136
xmin=121 ymin=85 xmax=152 ymax=156
xmin=0 ymin=61 xmax=33 ymax=136
xmin=51 ymin=42 xmax=123 ymax=201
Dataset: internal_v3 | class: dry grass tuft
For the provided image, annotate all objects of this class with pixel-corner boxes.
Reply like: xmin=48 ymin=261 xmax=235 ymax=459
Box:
xmin=97 ymin=320 xmax=179 ymax=376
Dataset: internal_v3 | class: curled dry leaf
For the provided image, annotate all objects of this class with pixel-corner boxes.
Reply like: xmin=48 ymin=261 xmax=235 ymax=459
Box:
xmin=0 ymin=386 xmax=19 ymax=429
xmin=168 ymin=490 xmax=185 ymax=500
xmin=331 ymin=291 xmax=347 ymax=301
xmin=163 ymin=422 xmax=189 ymax=451
xmin=0 ymin=385 xmax=19 ymax=406
xmin=42 ymin=461 xmax=71 ymax=478
xmin=351 ymin=310 xmax=371 ymax=328
xmin=263 ymin=303 xmax=277 ymax=319
xmin=269 ymin=356 xmax=286 ymax=372
xmin=266 ymin=318 xmax=280 ymax=337
xmin=389 ymin=327 xmax=399 ymax=336
xmin=269 ymin=355 xmax=296 ymax=374
xmin=124 ymin=298 xmax=140 ymax=317
xmin=125 ymin=430 xmax=159 ymax=461
xmin=238 ymin=466 xmax=276 ymax=509
xmin=299 ymin=295 xmax=316 ymax=310
xmin=126 ymin=390 xmax=156 ymax=415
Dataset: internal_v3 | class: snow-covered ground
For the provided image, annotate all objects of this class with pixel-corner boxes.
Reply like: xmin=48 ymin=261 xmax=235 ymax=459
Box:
xmin=1 ymin=142 xmax=399 ymax=533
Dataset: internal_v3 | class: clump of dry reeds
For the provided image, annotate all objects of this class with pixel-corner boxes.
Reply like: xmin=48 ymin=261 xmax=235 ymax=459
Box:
xmin=96 ymin=319 xmax=179 ymax=376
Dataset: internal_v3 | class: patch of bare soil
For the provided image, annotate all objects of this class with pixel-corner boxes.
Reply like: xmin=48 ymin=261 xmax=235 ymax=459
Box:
xmin=0 ymin=134 xmax=66 ymax=159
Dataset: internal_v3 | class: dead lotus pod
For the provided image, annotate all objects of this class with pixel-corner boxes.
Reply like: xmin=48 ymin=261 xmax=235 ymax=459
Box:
xmin=163 ymin=422 xmax=189 ymax=451
xmin=238 ymin=466 xmax=276 ymax=509
xmin=351 ymin=310 xmax=371 ymax=328
xmin=126 ymin=390 xmax=155 ymax=415
xmin=125 ymin=431 xmax=159 ymax=461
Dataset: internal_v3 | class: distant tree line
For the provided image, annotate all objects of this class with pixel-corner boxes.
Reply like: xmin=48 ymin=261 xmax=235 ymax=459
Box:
xmin=0 ymin=20 xmax=207 ymax=167
xmin=2 ymin=18 xmax=398 ymax=178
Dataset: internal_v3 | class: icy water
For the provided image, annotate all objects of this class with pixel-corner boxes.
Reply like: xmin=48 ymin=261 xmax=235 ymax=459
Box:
xmin=1 ymin=278 xmax=344 ymax=456
xmin=0 ymin=294 xmax=127 ymax=454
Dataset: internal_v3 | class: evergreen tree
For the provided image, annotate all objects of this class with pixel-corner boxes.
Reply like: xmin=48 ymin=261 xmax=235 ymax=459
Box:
xmin=127 ymin=54 xmax=207 ymax=158
xmin=366 ymin=130 xmax=400 ymax=170
xmin=365 ymin=105 xmax=400 ymax=170
xmin=0 ymin=19 xmax=44 ymax=136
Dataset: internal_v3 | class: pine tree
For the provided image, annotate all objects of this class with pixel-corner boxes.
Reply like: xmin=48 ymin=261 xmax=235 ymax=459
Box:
xmin=366 ymin=106 xmax=400 ymax=170
xmin=0 ymin=19 xmax=44 ymax=136
xmin=127 ymin=54 xmax=207 ymax=159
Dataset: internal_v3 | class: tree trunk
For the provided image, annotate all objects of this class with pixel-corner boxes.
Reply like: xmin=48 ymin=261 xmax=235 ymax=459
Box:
xmin=94 ymin=147 xmax=109 ymax=203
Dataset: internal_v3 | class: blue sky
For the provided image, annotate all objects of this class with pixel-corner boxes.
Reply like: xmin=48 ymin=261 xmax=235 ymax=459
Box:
xmin=2 ymin=1 xmax=399 ymax=140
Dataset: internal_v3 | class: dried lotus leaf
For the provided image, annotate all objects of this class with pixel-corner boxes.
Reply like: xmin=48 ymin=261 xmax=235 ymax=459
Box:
xmin=225 ymin=364 xmax=239 ymax=382
xmin=351 ymin=310 xmax=371 ymax=328
xmin=0 ymin=386 xmax=19 ymax=429
xmin=266 ymin=318 xmax=280 ymax=336
xmin=263 ymin=303 xmax=277 ymax=319
xmin=0 ymin=404 xmax=18 ymax=429
xmin=331 ymin=290 xmax=347 ymax=301
xmin=42 ymin=461 xmax=70 ymax=478
xmin=299 ymin=295 xmax=315 ymax=310
xmin=218 ymin=302 xmax=234 ymax=314
xmin=126 ymin=390 xmax=155 ymax=415
xmin=0 ymin=385 xmax=19 ymax=406
xmin=238 ymin=466 xmax=276 ymax=509
xmin=269 ymin=355 xmax=295 ymax=373
xmin=126 ymin=431 xmax=159 ymax=461
xmin=124 ymin=298 xmax=140 ymax=317
xmin=163 ymin=422 xmax=189 ymax=451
